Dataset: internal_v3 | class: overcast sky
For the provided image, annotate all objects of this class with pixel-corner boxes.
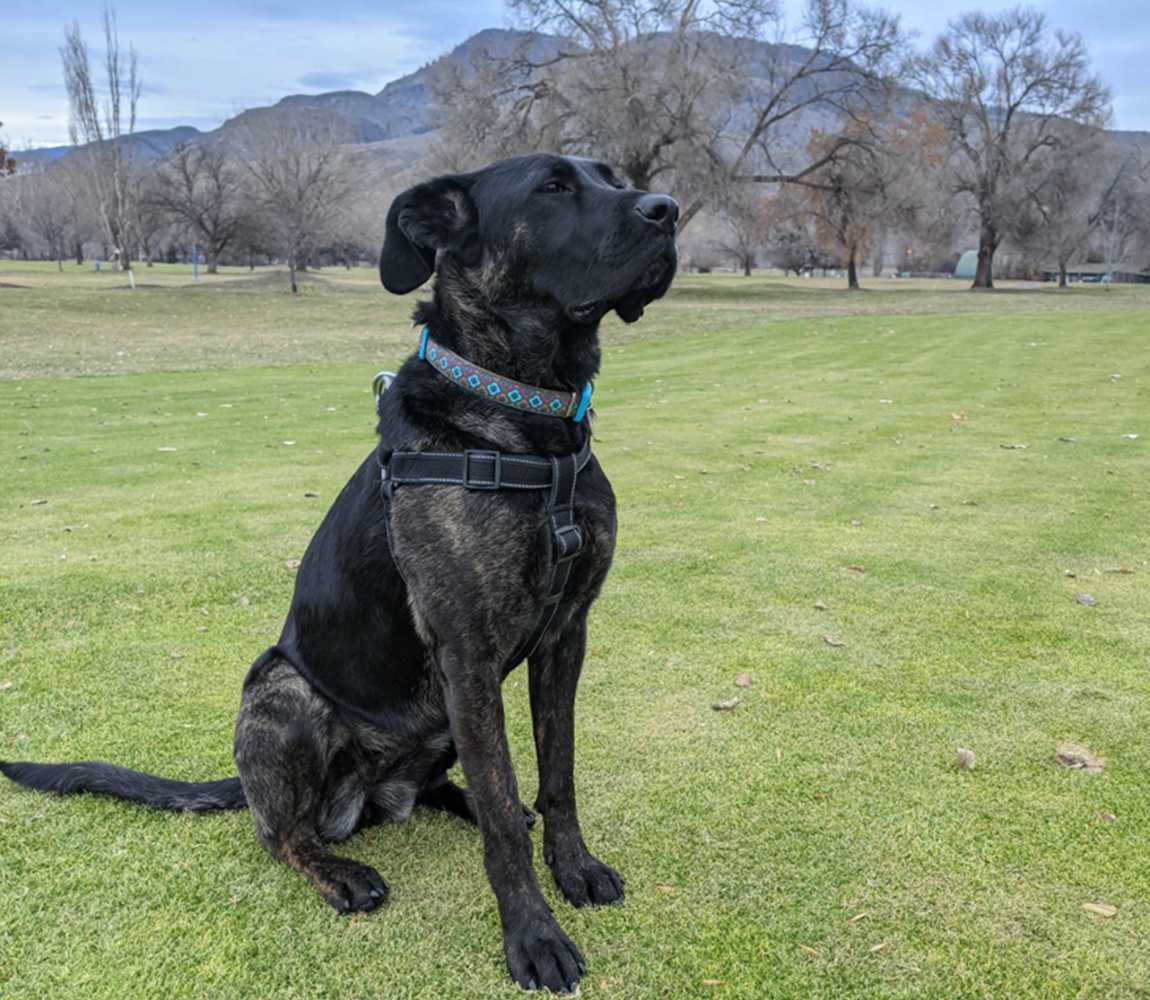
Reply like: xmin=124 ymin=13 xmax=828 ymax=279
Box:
xmin=3 ymin=0 xmax=1147 ymax=149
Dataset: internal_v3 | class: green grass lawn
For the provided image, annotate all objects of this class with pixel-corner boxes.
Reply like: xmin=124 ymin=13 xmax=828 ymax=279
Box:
xmin=2 ymin=265 xmax=1149 ymax=998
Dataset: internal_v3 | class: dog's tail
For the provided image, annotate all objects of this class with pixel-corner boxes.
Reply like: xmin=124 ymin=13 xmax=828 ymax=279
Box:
xmin=0 ymin=760 xmax=247 ymax=812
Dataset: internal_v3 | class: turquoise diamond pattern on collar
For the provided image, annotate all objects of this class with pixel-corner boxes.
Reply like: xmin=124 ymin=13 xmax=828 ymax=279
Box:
xmin=420 ymin=334 xmax=582 ymax=420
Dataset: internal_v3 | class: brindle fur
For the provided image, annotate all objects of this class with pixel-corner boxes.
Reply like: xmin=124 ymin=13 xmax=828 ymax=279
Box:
xmin=1 ymin=153 xmax=678 ymax=993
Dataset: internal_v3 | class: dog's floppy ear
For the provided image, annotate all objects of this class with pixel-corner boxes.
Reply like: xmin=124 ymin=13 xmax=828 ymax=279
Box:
xmin=379 ymin=176 xmax=478 ymax=294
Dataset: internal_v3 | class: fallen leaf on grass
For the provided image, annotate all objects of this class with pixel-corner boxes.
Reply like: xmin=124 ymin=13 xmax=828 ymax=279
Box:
xmin=1058 ymin=437 xmax=1077 ymax=443
xmin=734 ymin=672 xmax=752 ymax=689
xmin=29 ymin=498 xmax=48 ymax=505
xmin=655 ymin=884 xmax=677 ymax=894
xmin=955 ymin=747 xmax=976 ymax=771
xmin=1000 ymin=443 xmax=1029 ymax=450
xmin=237 ymin=595 xmax=250 ymax=607
xmin=1064 ymin=569 xmax=1077 ymax=578
xmin=303 ymin=491 xmax=319 ymax=498
xmin=1056 ymin=743 xmax=1104 ymax=773
xmin=282 ymin=440 xmax=296 ymax=447
xmin=195 ymin=625 xmax=208 ymax=633
xmin=1075 ymin=592 xmax=1096 ymax=607
xmin=848 ymin=912 xmax=870 ymax=924
xmin=1122 ymin=434 xmax=1139 ymax=440
xmin=822 ymin=635 xmax=845 ymax=647
xmin=712 ymin=697 xmax=740 ymax=711
xmin=1097 ymin=811 xmax=1117 ymax=824
xmin=802 ymin=479 xmax=817 ymax=486
xmin=285 ymin=559 xmax=302 ymax=570
xmin=1082 ymin=903 xmax=1117 ymax=918
xmin=846 ymin=564 xmax=866 ymax=573
xmin=869 ymin=942 xmax=889 ymax=954
xmin=849 ymin=519 xmax=863 ymax=528
xmin=814 ymin=600 xmax=828 ymax=611
xmin=702 ymin=979 xmax=725 ymax=986
xmin=799 ymin=945 xmax=820 ymax=956
xmin=1104 ymin=566 xmax=1134 ymax=575
xmin=157 ymin=446 xmax=177 ymax=452
xmin=0 ymin=680 xmax=13 ymax=691
xmin=813 ymin=791 xmax=831 ymax=800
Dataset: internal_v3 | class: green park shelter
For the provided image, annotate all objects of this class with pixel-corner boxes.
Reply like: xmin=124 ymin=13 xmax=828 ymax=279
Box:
xmin=954 ymin=250 xmax=978 ymax=280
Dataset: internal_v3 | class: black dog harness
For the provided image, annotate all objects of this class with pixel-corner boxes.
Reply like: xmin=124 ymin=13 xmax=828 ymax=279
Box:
xmin=378 ymin=332 xmax=593 ymax=665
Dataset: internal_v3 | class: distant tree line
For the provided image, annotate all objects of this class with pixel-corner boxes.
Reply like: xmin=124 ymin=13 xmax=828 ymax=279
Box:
xmin=2 ymin=1 xmax=1148 ymax=291
xmin=431 ymin=0 xmax=1149 ymax=289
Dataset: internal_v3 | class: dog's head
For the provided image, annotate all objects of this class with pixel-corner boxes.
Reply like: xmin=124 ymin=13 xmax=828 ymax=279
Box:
xmin=379 ymin=154 xmax=677 ymax=327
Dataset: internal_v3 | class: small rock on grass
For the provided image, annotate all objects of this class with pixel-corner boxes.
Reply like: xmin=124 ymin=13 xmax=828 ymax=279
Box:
xmin=1056 ymin=742 xmax=1104 ymax=773
xmin=822 ymin=635 xmax=845 ymax=647
xmin=955 ymin=747 xmax=976 ymax=771
xmin=1075 ymin=592 xmax=1096 ymax=607
xmin=712 ymin=697 xmax=740 ymax=711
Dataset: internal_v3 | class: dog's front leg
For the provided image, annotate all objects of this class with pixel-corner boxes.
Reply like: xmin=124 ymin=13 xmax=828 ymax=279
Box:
xmin=529 ymin=616 xmax=625 ymax=907
xmin=439 ymin=647 xmax=585 ymax=994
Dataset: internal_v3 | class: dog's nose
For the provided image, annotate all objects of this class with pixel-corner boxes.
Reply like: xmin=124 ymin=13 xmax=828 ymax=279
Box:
xmin=635 ymin=194 xmax=679 ymax=234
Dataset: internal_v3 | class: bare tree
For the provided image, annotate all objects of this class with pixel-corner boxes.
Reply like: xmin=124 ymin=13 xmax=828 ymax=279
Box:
xmin=1014 ymin=128 xmax=1107 ymax=287
xmin=912 ymin=7 xmax=1111 ymax=289
xmin=761 ymin=186 xmax=821 ymax=275
xmin=711 ymin=183 xmax=773 ymax=275
xmin=433 ymin=0 xmax=902 ymax=229
xmin=15 ymin=168 xmax=74 ymax=269
xmin=148 ymin=142 xmax=248 ymax=272
xmin=0 ymin=122 xmax=16 ymax=176
xmin=1095 ymin=154 xmax=1147 ymax=282
xmin=60 ymin=6 xmax=142 ymax=278
xmin=231 ymin=110 xmax=356 ymax=293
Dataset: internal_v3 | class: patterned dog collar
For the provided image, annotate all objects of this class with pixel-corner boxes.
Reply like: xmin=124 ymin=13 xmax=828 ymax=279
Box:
xmin=418 ymin=327 xmax=593 ymax=422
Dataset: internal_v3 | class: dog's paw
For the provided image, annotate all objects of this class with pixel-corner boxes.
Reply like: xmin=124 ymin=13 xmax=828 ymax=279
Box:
xmin=504 ymin=916 xmax=585 ymax=993
xmin=549 ymin=852 xmax=625 ymax=908
xmin=314 ymin=858 xmax=389 ymax=914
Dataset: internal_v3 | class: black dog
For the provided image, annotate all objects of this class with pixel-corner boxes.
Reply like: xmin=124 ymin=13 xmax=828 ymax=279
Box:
xmin=1 ymin=153 xmax=677 ymax=993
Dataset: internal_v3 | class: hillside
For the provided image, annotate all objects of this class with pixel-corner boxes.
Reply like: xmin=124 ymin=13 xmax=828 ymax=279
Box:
xmin=15 ymin=27 xmax=1150 ymax=173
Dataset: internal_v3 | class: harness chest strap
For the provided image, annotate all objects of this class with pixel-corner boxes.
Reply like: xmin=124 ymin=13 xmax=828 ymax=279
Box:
xmin=379 ymin=435 xmax=592 ymax=665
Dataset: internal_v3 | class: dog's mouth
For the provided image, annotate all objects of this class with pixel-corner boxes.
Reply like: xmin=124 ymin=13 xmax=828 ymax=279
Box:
xmin=565 ymin=251 xmax=676 ymax=326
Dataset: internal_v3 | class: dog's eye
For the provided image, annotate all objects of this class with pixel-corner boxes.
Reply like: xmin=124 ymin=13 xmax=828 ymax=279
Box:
xmin=540 ymin=180 xmax=573 ymax=195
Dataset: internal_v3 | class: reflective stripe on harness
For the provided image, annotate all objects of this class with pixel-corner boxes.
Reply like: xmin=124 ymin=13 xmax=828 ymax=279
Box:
xmin=379 ymin=434 xmax=592 ymax=665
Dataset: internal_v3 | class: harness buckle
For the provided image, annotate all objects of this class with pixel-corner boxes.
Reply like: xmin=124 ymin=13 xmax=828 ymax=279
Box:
xmin=462 ymin=450 xmax=501 ymax=490
xmin=553 ymin=522 xmax=584 ymax=561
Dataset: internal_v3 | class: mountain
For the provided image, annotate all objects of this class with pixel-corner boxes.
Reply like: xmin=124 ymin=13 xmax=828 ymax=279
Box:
xmin=15 ymin=28 xmax=1150 ymax=174
xmin=17 ymin=125 xmax=204 ymax=167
